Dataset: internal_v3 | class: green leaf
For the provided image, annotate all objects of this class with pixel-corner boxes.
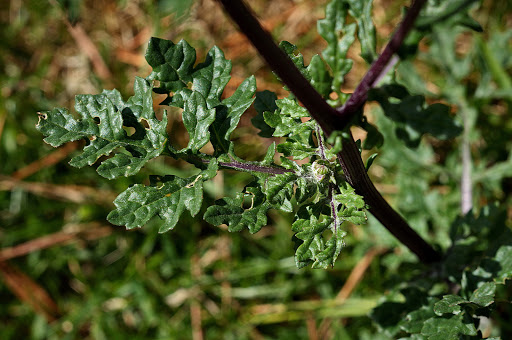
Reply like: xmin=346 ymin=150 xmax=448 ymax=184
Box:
xmin=182 ymin=92 xmax=216 ymax=153
xmin=295 ymin=176 xmax=318 ymax=204
xmin=307 ymin=54 xmax=334 ymax=98
xmin=108 ymin=160 xmax=218 ymax=232
xmin=469 ymin=282 xmax=496 ymax=307
xmin=416 ymin=0 xmax=483 ymax=32
xmin=369 ymin=84 xmax=462 ymax=147
xmin=210 ymin=76 xmax=256 ymax=154
xmin=433 ymin=295 xmax=465 ymax=315
xmin=360 ymin=115 xmax=384 ymax=149
xmin=401 ymin=301 xmax=437 ymax=334
xmin=145 ymin=38 xmax=196 ymax=94
xmin=252 ymin=90 xmax=278 ymax=137
xmin=334 ymin=182 xmax=367 ymax=225
xmin=493 ymin=245 xmax=512 ymax=284
xmin=145 ymin=37 xmax=256 ymax=155
xmin=318 ymin=0 xmax=356 ymax=93
xmin=346 ymin=0 xmax=377 ymax=63
xmin=262 ymin=142 xmax=277 ymax=165
xmin=191 ymin=46 xmax=232 ymax=108
xmin=263 ymin=111 xmax=295 ymax=137
xmin=264 ymin=97 xmax=315 ymax=141
xmin=279 ymin=41 xmax=311 ymax=82
xmin=292 ymin=213 xmax=346 ymax=269
xmin=37 ymin=77 xmax=168 ymax=179
xmin=203 ymin=184 xmax=271 ymax=234
xmin=263 ymin=172 xmax=297 ymax=210
xmin=421 ymin=314 xmax=478 ymax=339
xmin=277 ymin=139 xmax=318 ymax=160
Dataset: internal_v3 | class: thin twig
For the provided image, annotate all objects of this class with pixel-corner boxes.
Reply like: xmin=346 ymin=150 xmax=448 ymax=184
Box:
xmin=181 ymin=153 xmax=296 ymax=175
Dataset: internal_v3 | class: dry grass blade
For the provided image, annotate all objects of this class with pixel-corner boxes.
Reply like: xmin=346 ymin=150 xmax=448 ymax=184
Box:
xmin=65 ymin=21 xmax=112 ymax=82
xmin=0 ymin=261 xmax=60 ymax=322
xmin=0 ymin=222 xmax=113 ymax=261
xmin=0 ymin=175 xmax=117 ymax=205
xmin=11 ymin=142 xmax=79 ymax=180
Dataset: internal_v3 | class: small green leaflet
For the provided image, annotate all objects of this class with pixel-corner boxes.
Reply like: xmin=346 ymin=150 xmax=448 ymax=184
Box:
xmin=308 ymin=55 xmax=333 ymax=98
xmin=108 ymin=160 xmax=218 ymax=233
xmin=37 ymin=77 xmax=168 ymax=179
xmin=145 ymin=38 xmax=196 ymax=94
xmin=204 ymin=184 xmax=271 ymax=234
xmin=263 ymin=172 xmax=297 ymax=211
xmin=292 ymin=182 xmax=367 ymax=269
xmin=421 ymin=314 xmax=478 ymax=340
xmin=279 ymin=41 xmax=311 ymax=82
xmin=210 ymin=76 xmax=256 ymax=154
xmin=334 ymin=182 xmax=367 ymax=224
xmin=182 ymin=92 xmax=216 ymax=153
xmin=292 ymin=213 xmax=345 ymax=269
xmin=317 ymin=0 xmax=356 ymax=94
xmin=345 ymin=0 xmax=377 ymax=64
xmin=416 ymin=0 xmax=483 ymax=32
xmin=263 ymin=96 xmax=320 ymax=161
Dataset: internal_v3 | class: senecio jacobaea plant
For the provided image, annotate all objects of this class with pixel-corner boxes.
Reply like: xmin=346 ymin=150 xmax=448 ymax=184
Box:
xmin=36 ymin=0 xmax=472 ymax=268
xmin=38 ymin=0 xmax=512 ymax=337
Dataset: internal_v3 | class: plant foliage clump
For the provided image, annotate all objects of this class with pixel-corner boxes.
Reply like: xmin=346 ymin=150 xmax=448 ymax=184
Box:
xmin=37 ymin=28 xmax=370 ymax=269
xmin=36 ymin=0 xmax=512 ymax=337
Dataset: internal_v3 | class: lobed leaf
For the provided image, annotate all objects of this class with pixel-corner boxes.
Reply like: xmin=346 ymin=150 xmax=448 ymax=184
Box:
xmin=318 ymin=0 xmax=356 ymax=93
xmin=37 ymin=77 xmax=168 ymax=179
xmin=146 ymin=37 xmax=256 ymax=155
xmin=421 ymin=314 xmax=478 ymax=339
xmin=307 ymin=54 xmax=334 ymax=98
xmin=345 ymin=0 xmax=377 ymax=63
xmin=145 ymin=38 xmax=196 ymax=94
xmin=292 ymin=213 xmax=346 ymax=269
xmin=204 ymin=184 xmax=271 ymax=234
xmin=108 ymin=160 xmax=218 ymax=233
xmin=182 ymin=92 xmax=216 ymax=152
xmin=210 ymin=76 xmax=256 ymax=154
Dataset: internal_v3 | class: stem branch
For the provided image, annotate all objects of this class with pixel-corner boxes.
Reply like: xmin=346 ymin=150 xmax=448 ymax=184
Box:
xmin=336 ymin=0 xmax=428 ymax=119
xmin=216 ymin=0 xmax=441 ymax=263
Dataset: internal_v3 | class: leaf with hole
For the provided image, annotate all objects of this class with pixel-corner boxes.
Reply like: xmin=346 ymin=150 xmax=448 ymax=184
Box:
xmin=37 ymin=77 xmax=168 ymax=179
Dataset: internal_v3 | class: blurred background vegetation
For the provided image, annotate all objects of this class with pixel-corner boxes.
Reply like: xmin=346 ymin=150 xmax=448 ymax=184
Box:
xmin=1 ymin=0 xmax=511 ymax=339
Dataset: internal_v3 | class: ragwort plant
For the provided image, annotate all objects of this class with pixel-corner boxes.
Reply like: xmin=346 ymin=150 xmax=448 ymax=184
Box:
xmin=38 ymin=0 xmax=512 ymax=338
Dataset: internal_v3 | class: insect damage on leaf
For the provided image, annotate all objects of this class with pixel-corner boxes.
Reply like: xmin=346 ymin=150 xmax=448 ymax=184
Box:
xmin=37 ymin=77 xmax=168 ymax=179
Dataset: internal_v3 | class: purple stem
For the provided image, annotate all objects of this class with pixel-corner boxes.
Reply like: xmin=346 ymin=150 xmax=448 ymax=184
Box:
xmin=215 ymin=0 xmax=349 ymax=134
xmin=189 ymin=154 xmax=295 ymax=175
xmin=336 ymin=0 xmax=428 ymax=118
xmin=219 ymin=160 xmax=294 ymax=175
